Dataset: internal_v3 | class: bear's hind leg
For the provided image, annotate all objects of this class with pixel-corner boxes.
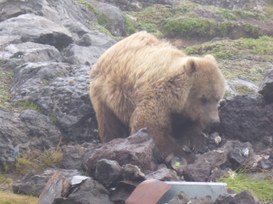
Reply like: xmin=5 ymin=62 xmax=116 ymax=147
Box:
xmin=93 ymin=100 xmax=129 ymax=142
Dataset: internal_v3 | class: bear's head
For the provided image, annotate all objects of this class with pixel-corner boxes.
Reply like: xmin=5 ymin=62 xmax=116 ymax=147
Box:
xmin=183 ymin=55 xmax=226 ymax=130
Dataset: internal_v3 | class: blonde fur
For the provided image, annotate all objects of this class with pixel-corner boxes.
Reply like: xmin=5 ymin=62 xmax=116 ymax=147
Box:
xmin=89 ymin=31 xmax=225 ymax=159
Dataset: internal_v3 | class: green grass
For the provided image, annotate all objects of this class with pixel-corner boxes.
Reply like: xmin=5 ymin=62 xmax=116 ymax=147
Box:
xmin=0 ymin=69 xmax=13 ymax=110
xmin=162 ymin=17 xmax=260 ymax=39
xmin=0 ymin=191 xmax=38 ymax=204
xmin=221 ymin=173 xmax=273 ymax=203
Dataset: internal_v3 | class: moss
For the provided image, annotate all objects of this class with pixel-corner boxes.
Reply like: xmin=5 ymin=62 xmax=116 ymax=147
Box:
xmin=221 ymin=172 xmax=273 ymax=202
xmin=124 ymin=15 xmax=137 ymax=34
xmin=77 ymin=0 xmax=98 ymax=15
xmin=13 ymin=100 xmax=41 ymax=112
xmin=0 ymin=191 xmax=38 ymax=204
xmin=0 ymin=69 xmax=13 ymax=110
xmin=162 ymin=17 xmax=260 ymax=39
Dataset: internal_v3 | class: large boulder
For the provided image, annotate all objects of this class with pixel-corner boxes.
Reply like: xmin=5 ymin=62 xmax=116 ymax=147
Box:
xmin=0 ymin=14 xmax=73 ymax=50
xmin=85 ymin=129 xmax=157 ymax=174
xmin=218 ymin=95 xmax=273 ymax=152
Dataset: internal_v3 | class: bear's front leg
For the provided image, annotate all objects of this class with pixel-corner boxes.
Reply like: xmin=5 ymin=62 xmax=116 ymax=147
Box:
xmin=130 ymin=105 xmax=185 ymax=159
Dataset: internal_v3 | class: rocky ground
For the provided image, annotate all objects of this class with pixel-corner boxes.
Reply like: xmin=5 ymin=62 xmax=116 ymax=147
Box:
xmin=0 ymin=0 xmax=273 ymax=203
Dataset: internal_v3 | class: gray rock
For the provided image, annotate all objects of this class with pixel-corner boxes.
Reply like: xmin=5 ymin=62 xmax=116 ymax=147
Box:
xmin=0 ymin=42 xmax=62 ymax=68
xmin=182 ymin=140 xmax=254 ymax=182
xmin=121 ymin=164 xmax=145 ymax=182
xmin=60 ymin=143 xmax=98 ymax=170
xmin=0 ymin=14 xmax=73 ymax=50
xmin=167 ymin=192 xmax=214 ymax=204
xmin=95 ymin=2 xmax=128 ymax=36
xmin=95 ymin=159 xmax=122 ymax=187
xmin=215 ymin=191 xmax=257 ymax=204
xmin=14 ymin=168 xmax=80 ymax=197
xmin=20 ymin=110 xmax=62 ymax=149
xmin=63 ymin=44 xmax=105 ymax=65
xmin=0 ymin=109 xmax=29 ymax=170
xmin=218 ymin=95 xmax=273 ymax=152
xmin=0 ymin=0 xmax=44 ymax=21
xmin=52 ymin=178 xmax=113 ymax=204
xmin=259 ymin=68 xmax=273 ymax=103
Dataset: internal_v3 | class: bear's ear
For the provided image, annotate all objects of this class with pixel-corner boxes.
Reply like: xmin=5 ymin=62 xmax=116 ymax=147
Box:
xmin=204 ymin=54 xmax=217 ymax=63
xmin=185 ymin=58 xmax=197 ymax=76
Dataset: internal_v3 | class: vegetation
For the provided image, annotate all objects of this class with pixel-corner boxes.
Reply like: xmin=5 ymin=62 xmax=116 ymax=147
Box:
xmin=128 ymin=0 xmax=266 ymax=39
xmin=0 ymin=68 xmax=13 ymax=110
xmin=185 ymin=36 xmax=273 ymax=84
xmin=0 ymin=191 xmax=38 ymax=204
xmin=15 ymin=149 xmax=63 ymax=175
xmin=221 ymin=172 xmax=273 ymax=203
xmin=162 ymin=18 xmax=260 ymax=39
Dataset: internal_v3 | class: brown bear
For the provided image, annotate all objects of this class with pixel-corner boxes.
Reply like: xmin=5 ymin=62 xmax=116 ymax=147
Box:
xmin=89 ymin=31 xmax=225 ymax=160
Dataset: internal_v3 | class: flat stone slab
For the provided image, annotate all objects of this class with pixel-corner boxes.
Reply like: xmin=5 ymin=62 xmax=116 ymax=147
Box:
xmin=162 ymin=181 xmax=227 ymax=202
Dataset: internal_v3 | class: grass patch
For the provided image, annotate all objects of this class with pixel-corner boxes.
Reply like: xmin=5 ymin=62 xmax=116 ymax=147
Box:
xmin=13 ymin=100 xmax=41 ymax=112
xmin=184 ymin=36 xmax=273 ymax=84
xmin=162 ymin=17 xmax=260 ymax=39
xmin=221 ymin=172 xmax=273 ymax=203
xmin=0 ymin=191 xmax=38 ymax=204
xmin=15 ymin=149 xmax=63 ymax=175
xmin=0 ymin=69 xmax=13 ymax=110
xmin=0 ymin=175 xmax=13 ymax=191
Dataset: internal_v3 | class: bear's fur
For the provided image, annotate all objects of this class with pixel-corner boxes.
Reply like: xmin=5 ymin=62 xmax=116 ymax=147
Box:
xmin=89 ymin=31 xmax=225 ymax=159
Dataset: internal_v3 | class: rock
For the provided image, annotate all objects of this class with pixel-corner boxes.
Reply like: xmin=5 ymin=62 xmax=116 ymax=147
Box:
xmin=63 ymin=44 xmax=106 ymax=65
xmin=167 ymin=192 xmax=214 ymax=204
xmin=227 ymin=78 xmax=258 ymax=95
xmin=0 ymin=0 xmax=44 ymax=21
xmin=95 ymin=159 xmax=122 ymax=187
xmin=14 ymin=168 xmax=80 ymax=197
xmin=0 ymin=14 xmax=73 ymax=50
xmin=10 ymin=62 xmax=98 ymax=143
xmin=1 ymin=42 xmax=62 ymax=68
xmin=0 ymin=109 xmax=29 ymax=170
xmin=145 ymin=167 xmax=180 ymax=181
xmin=121 ymin=164 xmax=146 ymax=182
xmin=224 ymin=140 xmax=254 ymax=170
xmin=218 ymin=95 xmax=273 ymax=152
xmin=85 ymin=129 xmax=156 ymax=174
xmin=215 ymin=191 xmax=257 ymax=204
xmin=52 ymin=178 xmax=113 ymax=204
xmin=38 ymin=171 xmax=71 ymax=204
xmin=95 ymin=2 xmax=128 ymax=36
xmin=20 ymin=109 xmax=62 ymax=149
xmin=60 ymin=143 xmax=98 ymax=170
xmin=183 ymin=162 xmax=211 ymax=182
xmin=259 ymin=68 xmax=273 ymax=103
xmin=182 ymin=140 xmax=254 ymax=182
xmin=109 ymin=181 xmax=137 ymax=204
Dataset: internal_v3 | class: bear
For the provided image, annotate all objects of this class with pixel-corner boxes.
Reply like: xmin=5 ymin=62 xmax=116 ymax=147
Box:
xmin=89 ymin=31 xmax=225 ymax=160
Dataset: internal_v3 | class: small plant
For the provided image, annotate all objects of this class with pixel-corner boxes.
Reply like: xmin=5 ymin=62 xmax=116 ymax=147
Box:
xmin=221 ymin=172 xmax=273 ymax=202
xmin=0 ymin=69 xmax=13 ymax=110
xmin=15 ymin=148 xmax=63 ymax=175
xmin=13 ymin=100 xmax=41 ymax=112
